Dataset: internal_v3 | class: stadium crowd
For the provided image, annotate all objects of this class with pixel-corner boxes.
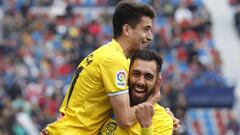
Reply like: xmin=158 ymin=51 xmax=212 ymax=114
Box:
xmin=0 ymin=0 xmax=237 ymax=135
xmin=231 ymin=0 xmax=240 ymax=37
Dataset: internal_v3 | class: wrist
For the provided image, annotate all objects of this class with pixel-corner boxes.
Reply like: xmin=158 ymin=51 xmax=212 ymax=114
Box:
xmin=146 ymin=97 xmax=155 ymax=105
xmin=141 ymin=125 xmax=153 ymax=135
xmin=140 ymin=121 xmax=152 ymax=128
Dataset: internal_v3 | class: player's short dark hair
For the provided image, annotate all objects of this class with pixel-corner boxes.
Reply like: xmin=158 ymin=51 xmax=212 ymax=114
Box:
xmin=112 ymin=1 xmax=155 ymax=38
xmin=130 ymin=49 xmax=163 ymax=74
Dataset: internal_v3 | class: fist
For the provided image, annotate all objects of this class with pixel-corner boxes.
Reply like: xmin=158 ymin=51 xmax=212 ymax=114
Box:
xmin=135 ymin=102 xmax=154 ymax=128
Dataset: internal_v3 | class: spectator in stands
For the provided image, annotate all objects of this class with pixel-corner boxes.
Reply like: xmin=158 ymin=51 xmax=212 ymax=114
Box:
xmin=174 ymin=0 xmax=193 ymax=26
xmin=234 ymin=6 xmax=240 ymax=36
xmin=227 ymin=115 xmax=239 ymax=135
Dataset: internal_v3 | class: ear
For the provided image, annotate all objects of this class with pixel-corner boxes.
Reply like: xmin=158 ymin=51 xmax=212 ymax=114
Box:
xmin=158 ymin=73 xmax=162 ymax=85
xmin=122 ymin=24 xmax=132 ymax=37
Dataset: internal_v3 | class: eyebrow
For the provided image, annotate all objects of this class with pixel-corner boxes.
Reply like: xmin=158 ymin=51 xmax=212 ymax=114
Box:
xmin=145 ymin=72 xmax=154 ymax=78
xmin=144 ymin=25 xmax=151 ymax=29
xmin=132 ymin=70 xmax=140 ymax=73
xmin=132 ymin=70 xmax=154 ymax=77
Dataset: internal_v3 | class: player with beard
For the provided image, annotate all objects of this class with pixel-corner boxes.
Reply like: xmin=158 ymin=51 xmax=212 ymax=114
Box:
xmin=99 ymin=49 xmax=176 ymax=135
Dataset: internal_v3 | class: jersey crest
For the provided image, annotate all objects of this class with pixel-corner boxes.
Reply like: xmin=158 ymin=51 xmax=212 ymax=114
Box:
xmin=115 ymin=70 xmax=127 ymax=88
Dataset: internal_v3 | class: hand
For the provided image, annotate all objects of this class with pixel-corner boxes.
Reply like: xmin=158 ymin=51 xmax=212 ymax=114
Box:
xmin=135 ymin=102 xmax=154 ymax=128
xmin=165 ymin=108 xmax=180 ymax=131
xmin=40 ymin=129 xmax=48 ymax=135
xmin=147 ymin=74 xmax=162 ymax=105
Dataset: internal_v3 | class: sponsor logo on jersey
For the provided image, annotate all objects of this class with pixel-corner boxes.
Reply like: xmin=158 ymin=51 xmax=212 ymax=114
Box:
xmin=101 ymin=122 xmax=117 ymax=135
xmin=115 ymin=70 xmax=127 ymax=88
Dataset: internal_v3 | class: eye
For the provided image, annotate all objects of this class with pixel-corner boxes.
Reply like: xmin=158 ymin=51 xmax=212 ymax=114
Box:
xmin=145 ymin=74 xmax=154 ymax=80
xmin=144 ymin=26 xmax=151 ymax=32
xmin=132 ymin=71 xmax=140 ymax=77
xmin=144 ymin=27 xmax=150 ymax=32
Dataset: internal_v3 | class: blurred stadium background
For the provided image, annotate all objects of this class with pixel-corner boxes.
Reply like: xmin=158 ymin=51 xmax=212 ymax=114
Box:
xmin=0 ymin=0 xmax=239 ymax=135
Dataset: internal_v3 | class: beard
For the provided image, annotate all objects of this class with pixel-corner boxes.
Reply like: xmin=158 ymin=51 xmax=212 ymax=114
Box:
xmin=129 ymin=85 xmax=153 ymax=107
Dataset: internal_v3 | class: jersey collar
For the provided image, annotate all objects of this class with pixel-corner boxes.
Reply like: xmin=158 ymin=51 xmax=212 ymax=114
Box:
xmin=111 ymin=39 xmax=126 ymax=57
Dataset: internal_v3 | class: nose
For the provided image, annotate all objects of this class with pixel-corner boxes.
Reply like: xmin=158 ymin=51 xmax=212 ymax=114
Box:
xmin=147 ymin=31 xmax=153 ymax=42
xmin=136 ymin=76 xmax=145 ymax=86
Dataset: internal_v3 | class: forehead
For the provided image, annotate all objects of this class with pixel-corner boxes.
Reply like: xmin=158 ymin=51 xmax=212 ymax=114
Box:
xmin=131 ymin=59 xmax=157 ymax=75
xmin=135 ymin=16 xmax=153 ymax=28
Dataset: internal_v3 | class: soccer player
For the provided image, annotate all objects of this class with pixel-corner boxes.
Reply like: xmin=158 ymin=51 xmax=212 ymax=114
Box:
xmin=99 ymin=49 xmax=174 ymax=135
xmin=42 ymin=1 xmax=159 ymax=135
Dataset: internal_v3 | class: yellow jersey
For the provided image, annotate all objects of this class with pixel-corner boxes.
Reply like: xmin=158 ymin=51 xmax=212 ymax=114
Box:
xmin=99 ymin=104 xmax=173 ymax=135
xmin=46 ymin=39 xmax=130 ymax=135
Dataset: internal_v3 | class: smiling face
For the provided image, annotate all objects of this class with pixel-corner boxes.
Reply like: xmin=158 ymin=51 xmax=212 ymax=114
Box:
xmin=128 ymin=16 xmax=153 ymax=52
xmin=129 ymin=59 xmax=158 ymax=106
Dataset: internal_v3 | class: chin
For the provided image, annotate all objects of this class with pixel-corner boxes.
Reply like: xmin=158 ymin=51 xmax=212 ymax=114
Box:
xmin=141 ymin=45 xmax=146 ymax=49
xmin=131 ymin=100 xmax=141 ymax=106
xmin=132 ymin=97 xmax=145 ymax=105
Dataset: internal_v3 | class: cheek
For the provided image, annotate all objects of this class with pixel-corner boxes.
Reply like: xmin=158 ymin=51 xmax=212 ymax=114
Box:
xmin=133 ymin=32 xmax=143 ymax=40
xmin=137 ymin=33 xmax=145 ymax=40
xmin=147 ymin=82 xmax=155 ymax=90
xmin=140 ymin=31 xmax=147 ymax=37
xmin=129 ymin=77 xmax=137 ymax=84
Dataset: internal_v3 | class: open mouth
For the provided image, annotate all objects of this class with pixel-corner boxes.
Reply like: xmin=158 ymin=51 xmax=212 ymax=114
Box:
xmin=134 ymin=86 xmax=145 ymax=92
xmin=132 ymin=86 xmax=146 ymax=97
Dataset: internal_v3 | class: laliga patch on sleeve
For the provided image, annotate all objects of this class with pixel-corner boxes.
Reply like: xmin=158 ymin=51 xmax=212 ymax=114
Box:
xmin=115 ymin=70 xmax=127 ymax=88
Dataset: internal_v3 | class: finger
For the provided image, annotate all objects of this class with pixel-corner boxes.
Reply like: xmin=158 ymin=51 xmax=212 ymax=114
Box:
xmin=174 ymin=123 xmax=180 ymax=130
xmin=174 ymin=118 xmax=180 ymax=125
xmin=135 ymin=104 xmax=144 ymax=114
xmin=173 ymin=116 xmax=180 ymax=123
xmin=143 ymin=103 xmax=153 ymax=110
xmin=40 ymin=129 xmax=49 ymax=135
xmin=138 ymin=103 xmax=144 ymax=109
xmin=144 ymin=103 xmax=154 ymax=116
xmin=145 ymin=102 xmax=153 ymax=107
xmin=165 ymin=108 xmax=174 ymax=117
xmin=173 ymin=119 xmax=181 ymax=130
xmin=165 ymin=107 xmax=170 ymax=111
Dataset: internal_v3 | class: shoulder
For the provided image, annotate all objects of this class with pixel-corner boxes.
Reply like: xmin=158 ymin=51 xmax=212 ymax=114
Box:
xmin=95 ymin=44 xmax=127 ymax=62
xmin=152 ymin=104 xmax=173 ymax=134
xmin=153 ymin=104 xmax=173 ymax=125
xmin=99 ymin=49 xmax=128 ymax=67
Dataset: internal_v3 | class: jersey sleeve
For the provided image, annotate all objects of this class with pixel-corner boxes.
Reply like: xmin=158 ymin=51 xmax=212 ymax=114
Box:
xmin=99 ymin=54 xmax=129 ymax=96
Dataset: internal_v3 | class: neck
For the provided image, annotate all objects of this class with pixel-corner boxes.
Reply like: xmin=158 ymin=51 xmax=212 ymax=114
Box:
xmin=114 ymin=37 xmax=133 ymax=58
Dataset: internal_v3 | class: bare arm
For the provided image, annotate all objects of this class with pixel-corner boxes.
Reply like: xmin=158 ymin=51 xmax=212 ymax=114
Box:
xmin=109 ymin=93 xmax=138 ymax=129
